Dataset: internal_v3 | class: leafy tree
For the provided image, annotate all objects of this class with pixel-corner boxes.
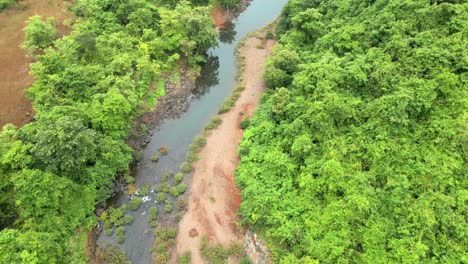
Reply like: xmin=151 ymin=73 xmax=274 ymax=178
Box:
xmin=23 ymin=16 xmax=57 ymax=53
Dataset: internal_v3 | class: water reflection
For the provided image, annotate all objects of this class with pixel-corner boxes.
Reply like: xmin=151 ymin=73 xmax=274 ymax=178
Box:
xmin=219 ymin=21 xmax=237 ymax=44
xmin=193 ymin=54 xmax=220 ymax=98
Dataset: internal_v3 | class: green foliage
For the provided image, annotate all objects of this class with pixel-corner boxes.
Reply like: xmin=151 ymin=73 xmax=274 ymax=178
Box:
xmin=239 ymin=117 xmax=250 ymax=129
xmin=23 ymin=16 xmax=57 ymax=53
xmin=140 ymin=184 xmax=151 ymax=196
xmin=237 ymin=0 xmax=468 ymax=263
xmin=0 ymin=0 xmax=16 ymax=11
xmin=218 ymin=84 xmax=245 ymax=113
xmin=116 ymin=226 xmax=126 ymax=244
xmin=205 ymin=116 xmax=223 ymax=130
xmin=220 ymin=0 xmax=240 ymax=10
xmin=178 ymin=251 xmax=192 ymax=264
xmin=128 ymin=197 xmax=143 ymax=211
xmin=164 ymin=201 xmax=173 ymax=213
xmin=153 ymin=226 xmax=177 ymax=264
xmin=239 ymin=256 xmax=252 ymax=264
xmin=148 ymin=207 xmax=158 ymax=223
xmin=200 ymin=236 xmax=244 ymax=264
xmin=0 ymin=0 xmax=217 ymax=261
xmin=174 ymin=172 xmax=184 ymax=183
xmin=100 ymin=245 xmax=131 ymax=264
xmin=156 ymin=192 xmax=167 ymax=203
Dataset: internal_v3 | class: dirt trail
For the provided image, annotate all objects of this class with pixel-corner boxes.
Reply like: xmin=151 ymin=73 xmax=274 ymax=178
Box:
xmin=0 ymin=0 xmax=69 ymax=128
xmin=172 ymin=35 xmax=276 ymax=263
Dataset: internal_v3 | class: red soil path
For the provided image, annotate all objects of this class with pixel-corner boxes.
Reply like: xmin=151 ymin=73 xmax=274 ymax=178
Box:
xmin=171 ymin=35 xmax=276 ymax=263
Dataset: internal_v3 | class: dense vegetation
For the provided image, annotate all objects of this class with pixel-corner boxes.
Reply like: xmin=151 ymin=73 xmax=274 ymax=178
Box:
xmin=0 ymin=0 xmax=218 ymax=262
xmin=0 ymin=0 xmax=16 ymax=11
xmin=237 ymin=0 xmax=467 ymax=263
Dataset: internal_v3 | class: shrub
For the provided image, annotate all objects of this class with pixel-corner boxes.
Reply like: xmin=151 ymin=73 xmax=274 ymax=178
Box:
xmin=176 ymin=197 xmax=188 ymax=211
xmin=181 ymin=162 xmax=192 ymax=173
xmin=116 ymin=226 xmax=126 ymax=244
xmin=129 ymin=197 xmax=143 ymax=211
xmin=150 ymin=155 xmax=159 ymax=162
xmin=240 ymin=117 xmax=251 ymax=129
xmin=140 ymin=184 xmax=151 ymax=196
xmin=239 ymin=256 xmax=253 ymax=264
xmin=104 ymin=221 xmax=113 ymax=236
xmin=155 ymin=182 xmax=170 ymax=193
xmin=174 ymin=173 xmax=184 ymax=183
xmin=156 ymin=192 xmax=167 ymax=202
xmin=205 ymin=116 xmax=223 ymax=130
xmin=123 ymin=215 xmax=133 ymax=225
xmin=178 ymin=251 xmax=192 ymax=264
xmin=23 ymin=16 xmax=57 ymax=53
xmin=266 ymin=30 xmax=274 ymax=39
xmin=164 ymin=201 xmax=173 ymax=213
xmin=175 ymin=183 xmax=187 ymax=195
xmin=148 ymin=207 xmax=158 ymax=222
xmin=162 ymin=171 xmax=173 ymax=181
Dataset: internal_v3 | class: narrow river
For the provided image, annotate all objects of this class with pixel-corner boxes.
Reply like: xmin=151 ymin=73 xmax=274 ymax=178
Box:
xmin=98 ymin=1 xmax=288 ymax=263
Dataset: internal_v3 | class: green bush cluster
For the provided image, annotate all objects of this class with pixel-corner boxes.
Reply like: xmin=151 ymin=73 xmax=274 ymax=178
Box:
xmin=237 ymin=0 xmax=468 ymax=263
xmin=128 ymin=197 xmax=143 ymax=211
xmin=0 ymin=0 xmax=16 ymax=11
xmin=200 ymin=236 xmax=244 ymax=264
xmin=218 ymin=85 xmax=245 ymax=114
xmin=152 ymin=227 xmax=177 ymax=264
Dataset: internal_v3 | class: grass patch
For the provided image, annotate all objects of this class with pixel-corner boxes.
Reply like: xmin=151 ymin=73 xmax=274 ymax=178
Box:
xmin=218 ymin=85 xmax=245 ymax=114
xmin=151 ymin=155 xmax=159 ymax=162
xmin=205 ymin=116 xmax=223 ymax=131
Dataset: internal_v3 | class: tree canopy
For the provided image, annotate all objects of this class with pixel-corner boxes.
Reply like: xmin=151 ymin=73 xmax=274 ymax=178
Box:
xmin=0 ymin=0 xmax=219 ymax=261
xmin=236 ymin=0 xmax=467 ymax=263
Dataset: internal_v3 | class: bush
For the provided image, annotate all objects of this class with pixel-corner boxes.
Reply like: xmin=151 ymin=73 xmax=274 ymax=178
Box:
xmin=205 ymin=116 xmax=223 ymax=130
xmin=123 ymin=215 xmax=133 ymax=225
xmin=156 ymin=192 xmax=167 ymax=202
xmin=240 ymin=117 xmax=251 ymax=129
xmin=0 ymin=0 xmax=16 ymax=11
xmin=104 ymin=221 xmax=113 ymax=236
xmin=155 ymin=182 xmax=170 ymax=193
xmin=23 ymin=16 xmax=57 ymax=53
xmin=176 ymin=197 xmax=188 ymax=211
xmin=175 ymin=183 xmax=187 ymax=195
xmin=164 ymin=201 xmax=173 ymax=213
xmin=128 ymin=197 xmax=142 ymax=211
xmin=266 ymin=31 xmax=274 ymax=39
xmin=178 ymin=251 xmax=192 ymax=264
xmin=148 ymin=207 xmax=158 ymax=222
xmin=174 ymin=173 xmax=184 ymax=183
xmin=140 ymin=185 xmax=151 ymax=196
xmin=116 ymin=226 xmax=126 ymax=244
xmin=150 ymin=155 xmax=159 ymax=162
xmin=162 ymin=171 xmax=173 ymax=181
xmin=181 ymin=162 xmax=192 ymax=173
xmin=239 ymin=256 xmax=253 ymax=264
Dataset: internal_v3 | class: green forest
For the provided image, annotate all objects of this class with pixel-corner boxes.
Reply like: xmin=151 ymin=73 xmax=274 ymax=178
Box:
xmin=236 ymin=0 xmax=467 ymax=263
xmin=0 ymin=0 xmax=226 ymax=262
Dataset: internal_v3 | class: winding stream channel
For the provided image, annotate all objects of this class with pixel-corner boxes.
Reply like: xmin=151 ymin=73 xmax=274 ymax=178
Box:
xmin=97 ymin=1 xmax=288 ymax=263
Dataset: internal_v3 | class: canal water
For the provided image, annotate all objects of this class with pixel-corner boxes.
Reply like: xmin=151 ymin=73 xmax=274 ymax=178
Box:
xmin=97 ymin=1 xmax=288 ymax=263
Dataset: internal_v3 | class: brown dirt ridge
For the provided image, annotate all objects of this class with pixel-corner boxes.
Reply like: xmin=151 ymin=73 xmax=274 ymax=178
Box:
xmin=171 ymin=33 xmax=276 ymax=263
